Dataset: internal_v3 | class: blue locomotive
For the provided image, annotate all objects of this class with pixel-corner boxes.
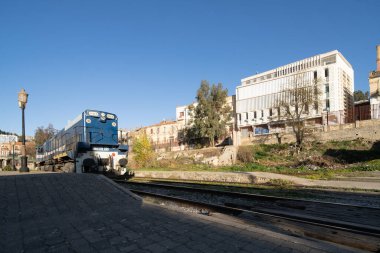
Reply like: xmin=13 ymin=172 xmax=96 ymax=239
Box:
xmin=36 ymin=109 xmax=129 ymax=175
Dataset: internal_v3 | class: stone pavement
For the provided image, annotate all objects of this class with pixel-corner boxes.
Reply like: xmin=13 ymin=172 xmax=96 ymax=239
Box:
xmin=0 ymin=173 xmax=365 ymax=253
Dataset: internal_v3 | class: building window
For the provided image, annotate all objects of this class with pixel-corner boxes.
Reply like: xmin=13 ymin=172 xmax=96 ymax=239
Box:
xmin=269 ymin=108 xmax=273 ymax=116
xmin=277 ymin=107 xmax=281 ymax=116
xmin=325 ymin=68 xmax=329 ymax=77
xmin=261 ymin=110 xmax=264 ymax=118
xmin=305 ymin=104 xmax=309 ymax=114
xmin=150 ymin=129 xmax=153 ymax=134
xmin=238 ymin=114 xmax=241 ymax=121
xmin=314 ymin=71 xmax=317 ymax=80
xmin=254 ymin=111 xmax=257 ymax=119
xmin=325 ymin=84 xmax=329 ymax=97
xmin=179 ymin=112 xmax=184 ymax=117
xmin=246 ymin=113 xmax=249 ymax=120
xmin=314 ymin=102 xmax=319 ymax=113
xmin=326 ymin=99 xmax=330 ymax=109
xmin=163 ymin=127 xmax=166 ymax=133
xmin=157 ymin=128 xmax=159 ymax=134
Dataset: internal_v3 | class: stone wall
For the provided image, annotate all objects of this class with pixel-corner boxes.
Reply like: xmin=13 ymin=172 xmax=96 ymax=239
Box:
xmin=131 ymin=119 xmax=380 ymax=166
xmin=154 ymin=146 xmax=237 ymax=166
xmin=241 ymin=119 xmax=380 ymax=145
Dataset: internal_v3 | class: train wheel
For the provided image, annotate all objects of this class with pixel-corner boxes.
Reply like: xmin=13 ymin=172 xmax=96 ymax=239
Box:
xmin=83 ymin=158 xmax=97 ymax=173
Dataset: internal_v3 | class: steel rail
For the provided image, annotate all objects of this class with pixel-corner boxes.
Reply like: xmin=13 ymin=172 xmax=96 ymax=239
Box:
xmin=128 ymin=188 xmax=380 ymax=252
xmin=114 ymin=179 xmax=380 ymax=210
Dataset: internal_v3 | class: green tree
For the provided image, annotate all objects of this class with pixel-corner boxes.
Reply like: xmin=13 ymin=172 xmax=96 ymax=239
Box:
xmin=132 ymin=133 xmax=155 ymax=168
xmin=353 ymin=90 xmax=369 ymax=101
xmin=187 ymin=80 xmax=231 ymax=147
xmin=34 ymin=124 xmax=56 ymax=146
xmin=0 ymin=130 xmax=18 ymax=136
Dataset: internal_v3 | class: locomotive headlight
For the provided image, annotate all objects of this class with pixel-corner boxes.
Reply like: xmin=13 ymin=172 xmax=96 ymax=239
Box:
xmin=86 ymin=119 xmax=91 ymax=124
xmin=112 ymin=122 xmax=117 ymax=127
xmin=101 ymin=113 xmax=106 ymax=117
xmin=88 ymin=111 xmax=99 ymax=117
xmin=106 ymin=114 xmax=115 ymax=119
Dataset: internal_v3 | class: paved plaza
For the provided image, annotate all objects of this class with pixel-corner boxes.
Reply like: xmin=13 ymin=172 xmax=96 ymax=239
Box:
xmin=0 ymin=173 xmax=365 ymax=252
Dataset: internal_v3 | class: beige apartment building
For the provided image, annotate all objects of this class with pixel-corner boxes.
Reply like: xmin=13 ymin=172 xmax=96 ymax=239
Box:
xmin=369 ymin=45 xmax=380 ymax=119
xmin=126 ymin=95 xmax=236 ymax=152
xmin=126 ymin=120 xmax=185 ymax=152
xmin=0 ymin=142 xmax=24 ymax=169
xmin=144 ymin=120 xmax=185 ymax=151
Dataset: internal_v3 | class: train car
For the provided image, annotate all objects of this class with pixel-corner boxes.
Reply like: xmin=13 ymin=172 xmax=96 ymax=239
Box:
xmin=36 ymin=109 xmax=129 ymax=175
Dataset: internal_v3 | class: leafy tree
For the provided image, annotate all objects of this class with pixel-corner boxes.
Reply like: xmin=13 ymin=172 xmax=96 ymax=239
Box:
xmin=187 ymin=80 xmax=231 ymax=147
xmin=132 ymin=133 xmax=155 ymax=168
xmin=0 ymin=129 xmax=18 ymax=136
xmin=34 ymin=124 xmax=57 ymax=146
xmin=353 ymin=90 xmax=369 ymax=101
xmin=2 ymin=165 xmax=13 ymax=171
xmin=25 ymin=141 xmax=36 ymax=159
xmin=277 ymin=73 xmax=321 ymax=149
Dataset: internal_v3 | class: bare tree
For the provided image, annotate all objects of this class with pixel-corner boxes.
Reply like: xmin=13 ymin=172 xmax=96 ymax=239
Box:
xmin=277 ymin=73 xmax=321 ymax=149
xmin=34 ymin=124 xmax=57 ymax=146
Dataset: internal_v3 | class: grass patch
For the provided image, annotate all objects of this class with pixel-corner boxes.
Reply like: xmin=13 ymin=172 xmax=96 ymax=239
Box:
xmin=131 ymin=139 xmax=379 ymax=181
xmin=134 ymin=160 xmax=379 ymax=180
xmin=267 ymin=179 xmax=294 ymax=187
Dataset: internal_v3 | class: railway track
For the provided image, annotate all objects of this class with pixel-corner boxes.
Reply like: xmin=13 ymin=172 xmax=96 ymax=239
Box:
xmin=115 ymin=179 xmax=380 ymax=252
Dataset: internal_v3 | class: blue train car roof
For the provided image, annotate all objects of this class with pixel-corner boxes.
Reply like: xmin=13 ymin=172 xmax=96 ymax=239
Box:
xmin=38 ymin=109 xmax=118 ymax=147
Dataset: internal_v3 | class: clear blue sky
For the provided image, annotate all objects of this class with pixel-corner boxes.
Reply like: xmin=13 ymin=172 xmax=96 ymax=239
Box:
xmin=1 ymin=0 xmax=379 ymax=136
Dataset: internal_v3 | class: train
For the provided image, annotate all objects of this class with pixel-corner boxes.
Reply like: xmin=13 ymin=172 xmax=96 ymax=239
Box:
xmin=36 ymin=109 xmax=129 ymax=175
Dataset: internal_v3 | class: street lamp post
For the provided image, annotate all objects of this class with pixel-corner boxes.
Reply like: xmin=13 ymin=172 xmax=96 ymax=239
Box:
xmin=12 ymin=141 xmax=16 ymax=171
xmin=18 ymin=88 xmax=29 ymax=173
xmin=326 ymin=107 xmax=330 ymax=126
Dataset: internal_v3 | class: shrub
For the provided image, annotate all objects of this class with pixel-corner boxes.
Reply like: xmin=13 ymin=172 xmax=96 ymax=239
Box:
xmin=267 ymin=179 xmax=294 ymax=186
xmin=2 ymin=165 xmax=14 ymax=171
xmin=237 ymin=146 xmax=254 ymax=163
xmin=132 ymin=134 xmax=155 ymax=168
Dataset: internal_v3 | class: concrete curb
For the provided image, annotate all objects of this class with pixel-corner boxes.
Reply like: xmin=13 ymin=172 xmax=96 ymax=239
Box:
xmin=97 ymin=175 xmax=143 ymax=201
xmin=133 ymin=171 xmax=380 ymax=190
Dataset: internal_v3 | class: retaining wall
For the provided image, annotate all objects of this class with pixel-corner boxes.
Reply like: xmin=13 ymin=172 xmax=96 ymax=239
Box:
xmin=242 ymin=119 xmax=380 ymax=145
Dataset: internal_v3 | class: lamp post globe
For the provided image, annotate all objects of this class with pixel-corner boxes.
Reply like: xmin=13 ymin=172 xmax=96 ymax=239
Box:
xmin=18 ymin=88 xmax=29 ymax=173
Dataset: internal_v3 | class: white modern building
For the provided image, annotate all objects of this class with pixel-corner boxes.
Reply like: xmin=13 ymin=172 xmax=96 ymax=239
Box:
xmin=0 ymin=134 xmax=18 ymax=144
xmin=176 ymin=104 xmax=194 ymax=126
xmin=236 ymin=50 xmax=354 ymax=138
